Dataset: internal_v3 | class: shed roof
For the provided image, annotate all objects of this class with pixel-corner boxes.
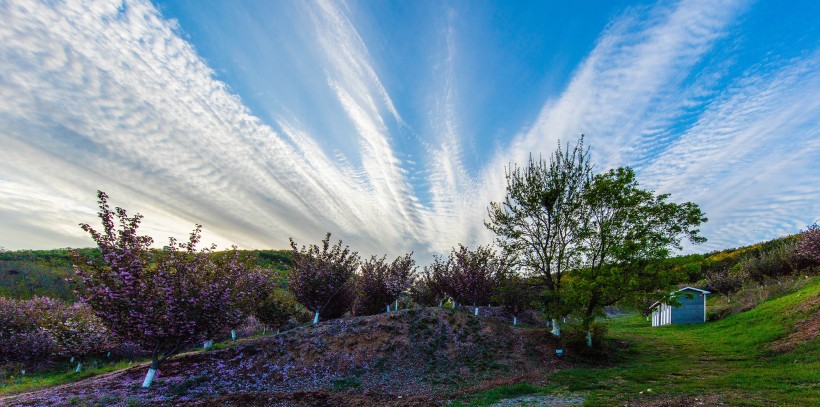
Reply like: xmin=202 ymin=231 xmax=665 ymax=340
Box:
xmin=649 ymin=287 xmax=711 ymax=309
xmin=677 ymin=286 xmax=711 ymax=295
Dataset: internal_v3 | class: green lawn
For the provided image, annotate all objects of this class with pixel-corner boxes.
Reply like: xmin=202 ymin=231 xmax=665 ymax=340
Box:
xmin=460 ymin=277 xmax=820 ymax=406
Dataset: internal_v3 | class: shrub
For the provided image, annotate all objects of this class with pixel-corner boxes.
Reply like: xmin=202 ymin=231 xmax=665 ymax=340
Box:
xmin=254 ymin=288 xmax=309 ymax=331
xmin=742 ymin=242 xmax=799 ymax=283
xmin=703 ymin=263 xmax=746 ymax=295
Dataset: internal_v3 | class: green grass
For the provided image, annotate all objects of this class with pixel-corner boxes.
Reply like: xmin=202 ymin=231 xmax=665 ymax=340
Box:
xmin=0 ymin=360 xmax=139 ymax=397
xmin=0 ymin=333 xmax=256 ymax=398
xmin=461 ymin=277 xmax=820 ymax=406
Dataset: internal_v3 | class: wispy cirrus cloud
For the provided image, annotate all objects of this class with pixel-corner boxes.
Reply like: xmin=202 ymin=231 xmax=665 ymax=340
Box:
xmin=0 ymin=0 xmax=816 ymax=260
xmin=0 ymin=0 xmax=419 ymax=256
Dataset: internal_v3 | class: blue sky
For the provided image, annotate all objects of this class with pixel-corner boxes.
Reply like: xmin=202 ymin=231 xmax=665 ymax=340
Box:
xmin=0 ymin=0 xmax=818 ymax=262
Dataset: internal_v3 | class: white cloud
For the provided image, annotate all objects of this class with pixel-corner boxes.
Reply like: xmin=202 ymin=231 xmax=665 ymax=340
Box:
xmin=0 ymin=0 xmax=816 ymax=263
xmin=0 ymin=0 xmax=421 ymax=257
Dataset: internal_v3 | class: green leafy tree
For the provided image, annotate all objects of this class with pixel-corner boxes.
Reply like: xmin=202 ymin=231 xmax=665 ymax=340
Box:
xmin=567 ymin=167 xmax=707 ymax=346
xmin=485 ymin=137 xmax=591 ymax=334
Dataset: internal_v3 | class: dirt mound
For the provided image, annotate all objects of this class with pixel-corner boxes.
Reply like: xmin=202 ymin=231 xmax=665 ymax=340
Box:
xmin=2 ymin=307 xmax=567 ymax=406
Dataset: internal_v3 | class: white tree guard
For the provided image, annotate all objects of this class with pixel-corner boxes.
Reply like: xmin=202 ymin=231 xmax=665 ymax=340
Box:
xmin=142 ymin=367 xmax=156 ymax=388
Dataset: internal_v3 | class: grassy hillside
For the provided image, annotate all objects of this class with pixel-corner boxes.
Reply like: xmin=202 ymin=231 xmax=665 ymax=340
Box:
xmin=460 ymin=276 xmax=820 ymax=406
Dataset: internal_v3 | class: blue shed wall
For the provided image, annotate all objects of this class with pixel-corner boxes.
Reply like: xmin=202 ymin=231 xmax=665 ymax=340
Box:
xmin=670 ymin=291 xmax=705 ymax=324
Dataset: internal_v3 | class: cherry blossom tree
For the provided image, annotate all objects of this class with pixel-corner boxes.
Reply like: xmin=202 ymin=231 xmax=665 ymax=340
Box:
xmin=353 ymin=253 xmax=416 ymax=316
xmin=411 ymin=256 xmax=450 ymax=307
xmin=0 ymin=297 xmax=54 ymax=364
xmin=72 ymin=191 xmax=255 ymax=387
xmin=288 ymin=233 xmax=359 ymax=323
xmin=37 ymin=300 xmax=115 ymax=372
xmin=797 ymin=223 xmax=820 ymax=267
xmin=445 ymin=245 xmax=505 ymax=315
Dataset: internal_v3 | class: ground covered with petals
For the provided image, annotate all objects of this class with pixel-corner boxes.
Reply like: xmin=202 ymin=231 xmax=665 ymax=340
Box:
xmin=1 ymin=307 xmax=566 ymax=406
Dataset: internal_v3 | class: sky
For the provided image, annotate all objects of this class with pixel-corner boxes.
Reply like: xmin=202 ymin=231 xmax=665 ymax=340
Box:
xmin=0 ymin=0 xmax=818 ymax=263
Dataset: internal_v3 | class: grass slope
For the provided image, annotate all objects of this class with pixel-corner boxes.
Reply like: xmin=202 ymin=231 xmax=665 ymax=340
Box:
xmin=461 ymin=277 xmax=820 ymax=406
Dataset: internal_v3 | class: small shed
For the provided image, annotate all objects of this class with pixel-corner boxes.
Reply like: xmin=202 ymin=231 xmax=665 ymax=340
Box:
xmin=650 ymin=287 xmax=710 ymax=327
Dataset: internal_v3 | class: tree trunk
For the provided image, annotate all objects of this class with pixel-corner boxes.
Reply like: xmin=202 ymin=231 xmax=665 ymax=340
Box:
xmin=439 ymin=300 xmax=443 ymax=307
xmin=70 ymin=356 xmax=74 ymax=363
xmin=203 ymin=339 xmax=213 ymax=350
xmin=551 ymin=319 xmax=561 ymax=336
xmin=513 ymin=316 xmax=517 ymax=326
xmin=386 ymin=304 xmax=391 ymax=313
xmin=474 ymin=307 xmax=479 ymax=316
xmin=395 ymin=299 xmax=399 ymax=311
xmin=313 ymin=311 xmax=319 ymax=324
xmin=231 ymin=330 xmax=237 ymax=340
xmin=586 ymin=329 xmax=593 ymax=347
xmin=75 ymin=362 xmax=82 ymax=373
xmin=142 ymin=359 xmax=159 ymax=388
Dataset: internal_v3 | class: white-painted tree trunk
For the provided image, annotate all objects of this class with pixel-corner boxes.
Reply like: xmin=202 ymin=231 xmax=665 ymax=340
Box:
xmin=263 ymin=327 xmax=267 ymax=335
xmin=231 ymin=330 xmax=237 ymax=340
xmin=142 ymin=367 xmax=156 ymax=388
xmin=75 ymin=362 xmax=82 ymax=373
xmin=313 ymin=311 xmax=319 ymax=324
xmin=21 ymin=370 xmax=25 ymax=375
xmin=203 ymin=339 xmax=213 ymax=349
xmin=513 ymin=316 xmax=517 ymax=326
xmin=107 ymin=351 xmax=110 ymax=358
xmin=551 ymin=319 xmax=561 ymax=336
xmin=395 ymin=299 xmax=399 ymax=311
xmin=586 ymin=330 xmax=593 ymax=347
xmin=70 ymin=357 xmax=74 ymax=363
xmin=474 ymin=307 xmax=479 ymax=316
xmin=451 ymin=301 xmax=456 ymax=309
xmin=439 ymin=300 xmax=443 ymax=307
xmin=386 ymin=304 xmax=391 ymax=313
